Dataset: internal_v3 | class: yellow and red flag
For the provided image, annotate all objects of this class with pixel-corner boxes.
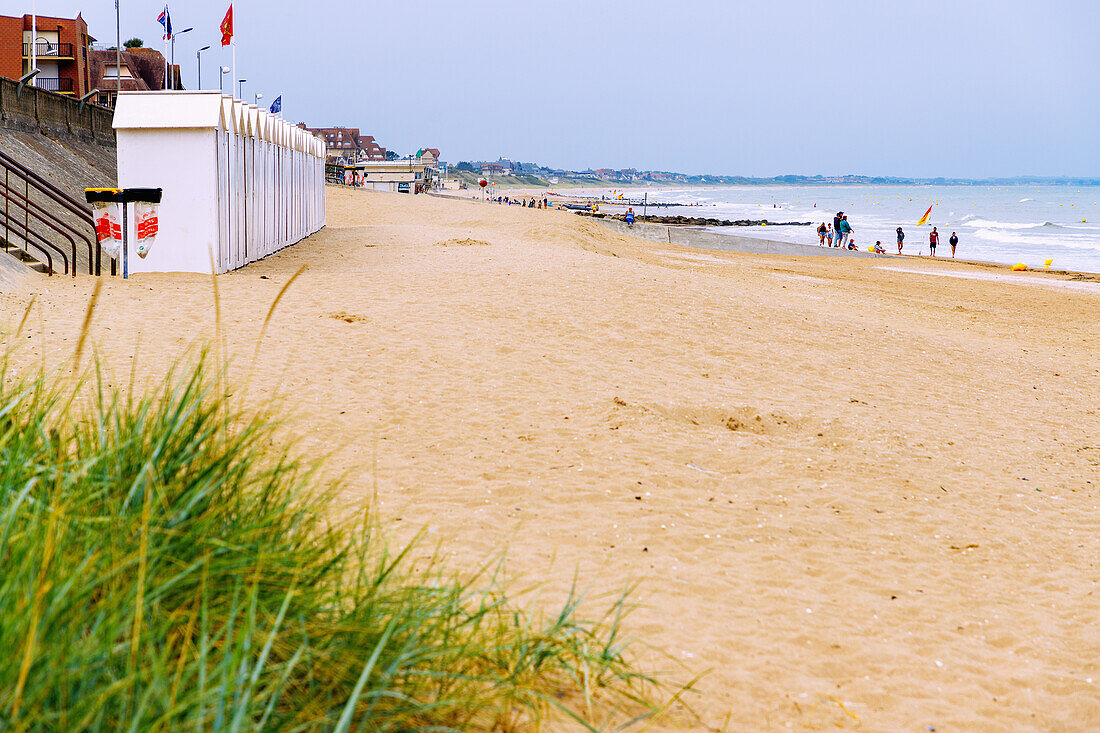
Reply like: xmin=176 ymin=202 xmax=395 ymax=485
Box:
xmin=916 ymin=204 xmax=933 ymax=226
xmin=220 ymin=4 xmax=233 ymax=46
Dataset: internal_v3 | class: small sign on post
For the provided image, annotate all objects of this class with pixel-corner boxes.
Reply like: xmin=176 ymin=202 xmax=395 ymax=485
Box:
xmin=85 ymin=188 xmax=163 ymax=278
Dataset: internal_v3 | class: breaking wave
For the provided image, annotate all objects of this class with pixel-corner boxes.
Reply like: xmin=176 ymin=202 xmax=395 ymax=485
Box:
xmin=966 ymin=219 xmax=1064 ymax=230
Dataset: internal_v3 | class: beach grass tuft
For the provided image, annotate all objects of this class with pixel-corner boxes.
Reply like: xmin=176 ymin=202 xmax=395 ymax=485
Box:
xmin=0 ymin=348 xmax=664 ymax=731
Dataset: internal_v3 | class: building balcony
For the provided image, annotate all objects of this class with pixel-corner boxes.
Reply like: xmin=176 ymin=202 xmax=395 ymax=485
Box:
xmin=23 ymin=42 xmax=75 ymax=60
xmin=36 ymin=77 xmax=74 ymax=93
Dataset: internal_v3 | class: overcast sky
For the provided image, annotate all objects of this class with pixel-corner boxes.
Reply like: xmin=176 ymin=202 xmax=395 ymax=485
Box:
xmin=23 ymin=0 xmax=1100 ymax=177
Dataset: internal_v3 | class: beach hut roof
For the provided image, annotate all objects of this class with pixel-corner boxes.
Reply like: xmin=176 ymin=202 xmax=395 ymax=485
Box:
xmin=231 ymin=100 xmax=249 ymax=136
xmin=113 ymin=90 xmax=226 ymax=130
xmin=220 ymin=95 xmax=235 ymax=131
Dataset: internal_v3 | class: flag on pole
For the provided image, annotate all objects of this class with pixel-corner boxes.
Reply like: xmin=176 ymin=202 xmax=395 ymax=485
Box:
xmin=269 ymin=95 xmax=282 ymax=114
xmin=220 ymin=4 xmax=234 ymax=46
xmin=157 ymin=5 xmax=172 ymax=40
xmin=916 ymin=204 xmax=933 ymax=226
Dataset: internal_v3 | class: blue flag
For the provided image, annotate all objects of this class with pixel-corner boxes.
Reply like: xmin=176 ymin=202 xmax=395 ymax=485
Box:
xmin=157 ymin=5 xmax=172 ymax=40
xmin=269 ymin=95 xmax=282 ymax=114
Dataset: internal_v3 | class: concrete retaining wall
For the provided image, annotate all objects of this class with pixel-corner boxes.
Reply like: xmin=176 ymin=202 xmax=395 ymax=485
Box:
xmin=0 ymin=76 xmax=114 ymax=147
xmin=596 ymin=218 xmax=883 ymax=259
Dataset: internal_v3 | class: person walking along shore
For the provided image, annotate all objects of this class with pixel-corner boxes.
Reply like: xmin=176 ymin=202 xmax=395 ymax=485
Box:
xmin=838 ymin=214 xmax=852 ymax=248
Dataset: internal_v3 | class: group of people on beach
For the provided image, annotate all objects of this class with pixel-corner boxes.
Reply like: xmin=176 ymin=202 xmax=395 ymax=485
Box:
xmin=817 ymin=213 xmax=856 ymax=249
xmin=816 ymin=213 xmax=960 ymax=257
xmin=492 ymin=195 xmax=549 ymax=209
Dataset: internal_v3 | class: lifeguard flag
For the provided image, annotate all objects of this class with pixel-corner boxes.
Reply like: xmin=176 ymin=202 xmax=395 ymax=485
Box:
xmin=220 ymin=4 xmax=234 ymax=46
xmin=916 ymin=204 xmax=933 ymax=226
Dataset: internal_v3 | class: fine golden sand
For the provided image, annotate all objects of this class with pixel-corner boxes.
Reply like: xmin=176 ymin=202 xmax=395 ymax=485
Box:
xmin=4 ymin=187 xmax=1100 ymax=731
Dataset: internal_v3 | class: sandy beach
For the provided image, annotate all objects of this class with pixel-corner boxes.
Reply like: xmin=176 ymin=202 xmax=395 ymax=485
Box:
xmin=3 ymin=186 xmax=1099 ymax=731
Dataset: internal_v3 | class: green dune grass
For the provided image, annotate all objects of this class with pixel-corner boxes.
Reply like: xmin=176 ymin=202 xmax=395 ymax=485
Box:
xmin=0 ymin=345 xmax=670 ymax=731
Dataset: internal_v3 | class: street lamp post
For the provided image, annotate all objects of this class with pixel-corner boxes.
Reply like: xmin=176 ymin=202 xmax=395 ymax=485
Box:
xmin=169 ymin=26 xmax=192 ymax=89
xmin=196 ymin=45 xmax=210 ymax=89
xmin=254 ymin=92 xmax=262 ymax=107
xmin=219 ymin=66 xmax=230 ymax=94
xmin=238 ymin=78 xmax=246 ymax=99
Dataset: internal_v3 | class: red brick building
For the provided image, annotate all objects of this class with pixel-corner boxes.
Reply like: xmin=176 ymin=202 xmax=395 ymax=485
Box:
xmin=0 ymin=12 xmax=94 ymax=97
xmin=89 ymin=47 xmax=178 ymax=109
xmin=300 ymin=126 xmax=388 ymax=161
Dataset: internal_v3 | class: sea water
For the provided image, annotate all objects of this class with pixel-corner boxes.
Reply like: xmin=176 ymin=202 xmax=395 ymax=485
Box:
xmin=607 ymin=185 xmax=1100 ymax=273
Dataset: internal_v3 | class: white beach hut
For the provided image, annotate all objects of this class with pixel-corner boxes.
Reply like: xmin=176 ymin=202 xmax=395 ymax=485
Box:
xmin=113 ymin=91 xmax=325 ymax=274
xmin=113 ymin=91 xmax=226 ymax=274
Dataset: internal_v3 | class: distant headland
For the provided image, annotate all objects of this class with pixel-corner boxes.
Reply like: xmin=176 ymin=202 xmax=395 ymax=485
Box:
xmin=450 ymin=160 xmax=1100 ymax=188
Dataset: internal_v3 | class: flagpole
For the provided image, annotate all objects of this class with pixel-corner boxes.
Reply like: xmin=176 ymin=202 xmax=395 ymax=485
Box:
xmin=31 ymin=0 xmax=37 ymax=87
xmin=232 ymin=0 xmax=237 ymax=98
xmin=163 ymin=6 xmax=169 ymax=90
xmin=115 ymin=0 xmax=120 ymax=103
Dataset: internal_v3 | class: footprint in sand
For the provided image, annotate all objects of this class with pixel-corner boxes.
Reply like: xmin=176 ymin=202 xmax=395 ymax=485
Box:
xmin=328 ymin=312 xmax=368 ymax=324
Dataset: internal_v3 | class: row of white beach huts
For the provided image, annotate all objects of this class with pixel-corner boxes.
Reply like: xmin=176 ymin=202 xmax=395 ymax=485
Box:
xmin=113 ymin=91 xmax=326 ymax=274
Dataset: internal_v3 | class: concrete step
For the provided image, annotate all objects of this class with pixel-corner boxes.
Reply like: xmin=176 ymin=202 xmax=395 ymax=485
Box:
xmin=0 ymin=238 xmax=48 ymax=274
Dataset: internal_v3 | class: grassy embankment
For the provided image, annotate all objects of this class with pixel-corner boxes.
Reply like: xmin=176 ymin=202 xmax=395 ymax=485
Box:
xmin=0 ymin=291 xmax=676 ymax=731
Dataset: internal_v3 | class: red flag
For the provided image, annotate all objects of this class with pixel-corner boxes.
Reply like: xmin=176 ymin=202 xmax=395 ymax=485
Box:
xmin=220 ymin=4 xmax=233 ymax=46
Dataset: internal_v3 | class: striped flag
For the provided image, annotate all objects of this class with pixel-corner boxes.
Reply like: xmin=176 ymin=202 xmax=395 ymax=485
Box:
xmin=916 ymin=204 xmax=933 ymax=226
xmin=157 ymin=5 xmax=172 ymax=40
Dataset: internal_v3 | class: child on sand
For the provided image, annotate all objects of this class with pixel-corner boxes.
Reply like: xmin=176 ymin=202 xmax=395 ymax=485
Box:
xmin=896 ymin=227 xmax=905 ymax=254
xmin=826 ymin=225 xmax=834 ymax=247
xmin=929 ymin=226 xmax=939 ymax=257
xmin=874 ymin=240 xmax=886 ymax=254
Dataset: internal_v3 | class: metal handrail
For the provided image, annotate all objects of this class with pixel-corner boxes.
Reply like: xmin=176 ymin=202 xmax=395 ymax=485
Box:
xmin=0 ymin=210 xmax=57 ymax=275
xmin=0 ymin=148 xmax=95 ymax=228
xmin=23 ymin=42 xmax=74 ymax=58
xmin=35 ymin=78 xmax=74 ymax=93
xmin=2 ymin=184 xmax=77 ymax=274
xmin=0 ymin=147 xmax=100 ymax=275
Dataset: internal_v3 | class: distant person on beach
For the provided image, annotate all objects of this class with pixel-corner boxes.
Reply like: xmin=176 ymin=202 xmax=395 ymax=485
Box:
xmin=826 ymin=224 xmax=834 ymax=246
xmin=625 ymin=208 xmax=635 ymax=225
xmin=929 ymin=226 xmax=939 ymax=256
xmin=874 ymin=240 xmax=887 ymax=254
xmin=847 ymin=238 xmax=857 ymax=251
xmin=949 ymin=232 xmax=959 ymax=258
xmin=896 ymin=227 xmax=905 ymax=254
xmin=838 ymin=215 xmax=852 ymax=248
xmin=817 ymin=223 xmax=827 ymax=245
xmin=833 ymin=212 xmax=842 ymax=245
